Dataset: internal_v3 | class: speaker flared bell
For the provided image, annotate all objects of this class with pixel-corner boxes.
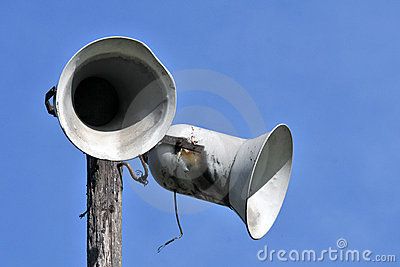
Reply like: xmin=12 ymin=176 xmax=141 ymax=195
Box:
xmin=52 ymin=36 xmax=176 ymax=160
xmin=147 ymin=124 xmax=293 ymax=239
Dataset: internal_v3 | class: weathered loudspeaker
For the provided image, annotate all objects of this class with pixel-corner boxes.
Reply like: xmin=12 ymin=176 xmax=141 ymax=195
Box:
xmin=47 ymin=36 xmax=176 ymax=160
xmin=147 ymin=124 xmax=293 ymax=239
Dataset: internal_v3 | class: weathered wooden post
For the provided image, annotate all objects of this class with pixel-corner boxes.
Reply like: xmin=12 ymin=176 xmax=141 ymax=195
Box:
xmin=86 ymin=156 xmax=122 ymax=267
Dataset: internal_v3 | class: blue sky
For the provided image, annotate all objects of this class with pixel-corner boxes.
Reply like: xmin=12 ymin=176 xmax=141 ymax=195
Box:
xmin=0 ymin=0 xmax=399 ymax=266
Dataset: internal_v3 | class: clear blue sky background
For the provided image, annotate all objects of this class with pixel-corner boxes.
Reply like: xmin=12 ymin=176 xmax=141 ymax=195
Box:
xmin=0 ymin=1 xmax=399 ymax=266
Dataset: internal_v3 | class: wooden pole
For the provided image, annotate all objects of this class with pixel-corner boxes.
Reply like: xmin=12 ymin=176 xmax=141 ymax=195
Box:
xmin=86 ymin=155 xmax=122 ymax=267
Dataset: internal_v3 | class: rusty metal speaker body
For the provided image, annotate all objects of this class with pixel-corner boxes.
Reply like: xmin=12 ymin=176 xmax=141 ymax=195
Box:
xmin=147 ymin=124 xmax=293 ymax=239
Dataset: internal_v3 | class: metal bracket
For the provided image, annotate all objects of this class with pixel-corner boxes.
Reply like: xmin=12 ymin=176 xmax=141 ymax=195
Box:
xmin=161 ymin=135 xmax=204 ymax=153
xmin=45 ymin=86 xmax=57 ymax=117
xmin=117 ymin=155 xmax=149 ymax=186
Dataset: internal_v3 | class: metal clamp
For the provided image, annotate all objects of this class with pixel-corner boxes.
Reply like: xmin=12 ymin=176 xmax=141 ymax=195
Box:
xmin=45 ymin=86 xmax=57 ymax=117
xmin=161 ymin=135 xmax=204 ymax=153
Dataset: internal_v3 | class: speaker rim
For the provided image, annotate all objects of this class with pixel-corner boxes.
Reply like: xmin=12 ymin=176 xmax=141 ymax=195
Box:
xmin=244 ymin=124 xmax=293 ymax=239
xmin=55 ymin=36 xmax=176 ymax=160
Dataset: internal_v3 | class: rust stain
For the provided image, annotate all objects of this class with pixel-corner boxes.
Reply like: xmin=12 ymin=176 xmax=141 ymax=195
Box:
xmin=180 ymin=148 xmax=202 ymax=166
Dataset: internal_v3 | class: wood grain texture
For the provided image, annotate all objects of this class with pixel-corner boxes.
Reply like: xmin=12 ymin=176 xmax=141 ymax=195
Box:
xmin=86 ymin=155 xmax=122 ymax=267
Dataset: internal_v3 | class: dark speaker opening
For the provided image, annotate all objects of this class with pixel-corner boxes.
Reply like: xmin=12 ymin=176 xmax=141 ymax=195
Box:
xmin=73 ymin=77 xmax=119 ymax=127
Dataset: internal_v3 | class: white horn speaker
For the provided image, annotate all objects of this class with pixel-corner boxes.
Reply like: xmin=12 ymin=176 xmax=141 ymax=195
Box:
xmin=147 ymin=124 xmax=293 ymax=239
xmin=48 ymin=36 xmax=176 ymax=160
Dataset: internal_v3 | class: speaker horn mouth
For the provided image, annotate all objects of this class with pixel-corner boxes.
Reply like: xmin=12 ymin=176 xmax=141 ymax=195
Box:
xmin=245 ymin=124 xmax=293 ymax=239
xmin=73 ymin=77 xmax=120 ymax=128
xmin=55 ymin=36 xmax=176 ymax=160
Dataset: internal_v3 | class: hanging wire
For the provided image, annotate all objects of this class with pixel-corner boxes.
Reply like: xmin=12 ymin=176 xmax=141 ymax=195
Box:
xmin=157 ymin=191 xmax=183 ymax=253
